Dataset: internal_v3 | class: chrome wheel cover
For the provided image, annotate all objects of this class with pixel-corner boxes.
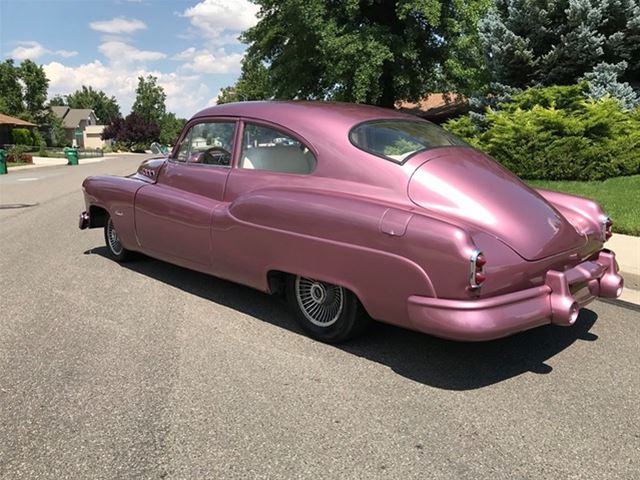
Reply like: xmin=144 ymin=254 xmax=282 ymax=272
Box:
xmin=295 ymin=276 xmax=344 ymax=327
xmin=106 ymin=218 xmax=123 ymax=255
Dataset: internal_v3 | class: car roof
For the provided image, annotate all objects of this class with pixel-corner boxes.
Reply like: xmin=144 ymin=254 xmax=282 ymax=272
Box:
xmin=191 ymin=101 xmax=418 ymax=134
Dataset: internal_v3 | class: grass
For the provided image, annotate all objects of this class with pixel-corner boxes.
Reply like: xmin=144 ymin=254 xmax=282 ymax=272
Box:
xmin=527 ymin=175 xmax=640 ymax=236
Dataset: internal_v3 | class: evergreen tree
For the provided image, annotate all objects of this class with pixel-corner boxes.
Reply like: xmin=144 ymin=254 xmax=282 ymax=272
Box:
xmin=479 ymin=0 xmax=640 ymax=102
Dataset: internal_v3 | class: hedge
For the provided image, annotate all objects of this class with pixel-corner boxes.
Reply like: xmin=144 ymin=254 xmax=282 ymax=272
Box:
xmin=444 ymin=84 xmax=640 ymax=181
xmin=11 ymin=128 xmax=32 ymax=145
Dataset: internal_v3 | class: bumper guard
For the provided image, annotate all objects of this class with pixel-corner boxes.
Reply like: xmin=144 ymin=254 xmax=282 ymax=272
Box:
xmin=407 ymin=250 xmax=624 ymax=341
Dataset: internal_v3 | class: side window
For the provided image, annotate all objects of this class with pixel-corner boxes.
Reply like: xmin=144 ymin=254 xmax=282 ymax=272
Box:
xmin=174 ymin=121 xmax=236 ymax=166
xmin=240 ymin=124 xmax=316 ymax=174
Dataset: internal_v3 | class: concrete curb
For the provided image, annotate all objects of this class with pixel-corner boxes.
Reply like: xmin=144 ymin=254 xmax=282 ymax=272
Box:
xmin=608 ymin=233 xmax=640 ymax=305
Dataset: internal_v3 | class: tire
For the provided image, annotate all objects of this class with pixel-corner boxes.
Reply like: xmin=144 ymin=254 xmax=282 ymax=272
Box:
xmin=286 ymin=275 xmax=369 ymax=343
xmin=104 ymin=214 xmax=133 ymax=262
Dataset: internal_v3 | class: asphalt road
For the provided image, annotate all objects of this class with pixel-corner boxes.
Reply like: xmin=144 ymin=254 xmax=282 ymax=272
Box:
xmin=1 ymin=157 xmax=639 ymax=479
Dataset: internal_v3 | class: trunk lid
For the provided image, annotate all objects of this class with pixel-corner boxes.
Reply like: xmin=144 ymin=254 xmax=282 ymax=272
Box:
xmin=407 ymin=147 xmax=585 ymax=260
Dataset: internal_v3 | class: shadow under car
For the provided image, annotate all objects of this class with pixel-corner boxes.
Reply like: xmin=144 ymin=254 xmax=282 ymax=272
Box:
xmin=85 ymin=246 xmax=599 ymax=391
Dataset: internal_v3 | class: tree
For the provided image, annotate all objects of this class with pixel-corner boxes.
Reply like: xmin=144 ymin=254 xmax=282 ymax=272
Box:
xmin=217 ymin=57 xmax=273 ymax=104
xmin=479 ymin=0 xmax=640 ymax=95
xmin=159 ymin=112 xmax=186 ymax=145
xmin=66 ymin=86 xmax=121 ymax=124
xmin=17 ymin=60 xmax=49 ymax=121
xmin=102 ymin=112 xmax=160 ymax=151
xmin=582 ymin=61 xmax=639 ymax=109
xmin=0 ymin=59 xmax=23 ymax=115
xmin=131 ymin=75 xmax=166 ymax=124
xmin=233 ymin=0 xmax=491 ymax=107
xmin=48 ymin=95 xmax=66 ymax=107
xmin=48 ymin=113 xmax=68 ymax=147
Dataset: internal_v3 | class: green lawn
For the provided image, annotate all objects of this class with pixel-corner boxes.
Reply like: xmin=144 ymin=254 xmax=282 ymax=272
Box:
xmin=527 ymin=175 xmax=640 ymax=236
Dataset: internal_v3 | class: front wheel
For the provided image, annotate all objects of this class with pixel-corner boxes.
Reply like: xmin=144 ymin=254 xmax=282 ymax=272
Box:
xmin=286 ymin=275 xmax=368 ymax=343
xmin=104 ymin=214 xmax=133 ymax=262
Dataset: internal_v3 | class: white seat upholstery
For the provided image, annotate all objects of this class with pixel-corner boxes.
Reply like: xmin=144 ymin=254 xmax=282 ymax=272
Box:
xmin=241 ymin=145 xmax=314 ymax=174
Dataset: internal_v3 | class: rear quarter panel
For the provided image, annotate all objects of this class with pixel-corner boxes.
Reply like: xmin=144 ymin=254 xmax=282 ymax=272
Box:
xmin=210 ymin=186 xmax=477 ymax=327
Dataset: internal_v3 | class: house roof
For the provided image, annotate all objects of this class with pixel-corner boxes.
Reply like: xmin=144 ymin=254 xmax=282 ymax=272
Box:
xmin=50 ymin=106 xmax=96 ymax=128
xmin=0 ymin=113 xmax=37 ymax=127
xmin=50 ymin=106 xmax=70 ymax=119
xmin=62 ymin=109 xmax=94 ymax=128
xmin=396 ymin=93 xmax=468 ymax=122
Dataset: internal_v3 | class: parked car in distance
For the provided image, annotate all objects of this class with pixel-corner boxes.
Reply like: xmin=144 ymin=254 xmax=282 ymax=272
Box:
xmin=79 ymin=101 xmax=624 ymax=343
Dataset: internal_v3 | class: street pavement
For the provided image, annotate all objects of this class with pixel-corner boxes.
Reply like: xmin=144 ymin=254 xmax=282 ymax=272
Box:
xmin=1 ymin=158 xmax=639 ymax=479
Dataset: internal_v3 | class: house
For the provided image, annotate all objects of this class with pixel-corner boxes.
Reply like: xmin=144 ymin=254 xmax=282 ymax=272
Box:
xmin=50 ymin=106 xmax=109 ymax=149
xmin=0 ymin=113 xmax=38 ymax=148
xmin=396 ymin=93 xmax=468 ymax=124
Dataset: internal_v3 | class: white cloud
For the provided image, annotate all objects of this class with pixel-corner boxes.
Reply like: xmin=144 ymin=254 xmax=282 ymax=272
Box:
xmin=173 ymin=47 xmax=197 ymax=61
xmin=36 ymin=4 xmax=254 ymax=121
xmin=177 ymin=48 xmax=244 ymax=74
xmin=181 ymin=0 xmax=259 ymax=44
xmin=207 ymin=92 xmax=222 ymax=106
xmin=10 ymin=41 xmax=78 ymax=60
xmin=99 ymin=41 xmax=166 ymax=64
xmin=89 ymin=17 xmax=147 ymax=34
xmin=43 ymin=60 xmax=212 ymax=119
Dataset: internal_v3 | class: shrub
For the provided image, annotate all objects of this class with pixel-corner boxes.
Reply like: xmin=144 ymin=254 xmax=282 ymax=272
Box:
xmin=6 ymin=145 xmax=33 ymax=163
xmin=11 ymin=128 xmax=33 ymax=145
xmin=444 ymin=84 xmax=640 ymax=180
xmin=102 ymin=113 xmax=159 ymax=151
xmin=32 ymin=129 xmax=45 ymax=147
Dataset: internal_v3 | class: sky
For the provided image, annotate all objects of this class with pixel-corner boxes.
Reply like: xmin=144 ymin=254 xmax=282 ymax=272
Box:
xmin=0 ymin=0 xmax=260 ymax=119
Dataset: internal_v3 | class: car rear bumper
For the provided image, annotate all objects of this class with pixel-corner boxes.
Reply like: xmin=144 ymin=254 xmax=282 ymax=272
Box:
xmin=407 ymin=250 xmax=623 ymax=341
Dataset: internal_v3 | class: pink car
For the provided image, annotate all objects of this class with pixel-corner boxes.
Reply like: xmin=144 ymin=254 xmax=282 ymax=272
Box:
xmin=79 ymin=101 xmax=623 ymax=343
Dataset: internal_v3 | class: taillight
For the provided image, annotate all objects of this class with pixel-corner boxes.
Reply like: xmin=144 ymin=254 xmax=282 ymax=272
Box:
xmin=469 ymin=250 xmax=486 ymax=289
xmin=602 ymin=216 xmax=613 ymax=241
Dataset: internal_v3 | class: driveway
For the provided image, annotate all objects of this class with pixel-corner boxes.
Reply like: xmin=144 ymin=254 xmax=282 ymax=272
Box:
xmin=1 ymin=158 xmax=638 ymax=479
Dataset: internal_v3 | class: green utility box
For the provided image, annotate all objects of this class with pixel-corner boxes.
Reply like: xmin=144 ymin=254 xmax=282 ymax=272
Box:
xmin=0 ymin=149 xmax=7 ymax=175
xmin=64 ymin=147 xmax=79 ymax=166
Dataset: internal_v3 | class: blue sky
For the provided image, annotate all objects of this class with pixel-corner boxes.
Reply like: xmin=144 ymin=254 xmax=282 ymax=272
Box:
xmin=0 ymin=0 xmax=259 ymax=119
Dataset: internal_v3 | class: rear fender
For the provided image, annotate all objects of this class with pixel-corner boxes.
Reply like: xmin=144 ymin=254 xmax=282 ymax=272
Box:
xmin=212 ymin=187 xmax=447 ymax=326
xmin=535 ymin=188 xmax=606 ymax=241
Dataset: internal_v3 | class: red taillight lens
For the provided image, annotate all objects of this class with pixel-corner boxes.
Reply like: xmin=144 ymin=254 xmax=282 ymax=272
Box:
xmin=470 ymin=250 xmax=486 ymax=289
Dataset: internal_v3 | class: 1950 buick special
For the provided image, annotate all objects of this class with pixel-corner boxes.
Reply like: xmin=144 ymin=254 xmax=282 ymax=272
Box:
xmin=79 ymin=101 xmax=623 ymax=343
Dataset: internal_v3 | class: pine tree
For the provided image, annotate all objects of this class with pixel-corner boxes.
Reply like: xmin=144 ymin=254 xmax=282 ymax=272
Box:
xmin=479 ymin=0 xmax=640 ymax=103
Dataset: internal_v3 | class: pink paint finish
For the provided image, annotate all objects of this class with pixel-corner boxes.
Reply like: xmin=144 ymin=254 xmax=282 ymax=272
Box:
xmin=408 ymin=250 xmax=622 ymax=340
xmin=80 ymin=101 xmax=624 ymax=341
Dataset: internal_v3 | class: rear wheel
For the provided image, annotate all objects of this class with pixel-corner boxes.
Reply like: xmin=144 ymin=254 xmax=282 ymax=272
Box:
xmin=104 ymin=215 xmax=133 ymax=262
xmin=286 ymin=275 xmax=368 ymax=343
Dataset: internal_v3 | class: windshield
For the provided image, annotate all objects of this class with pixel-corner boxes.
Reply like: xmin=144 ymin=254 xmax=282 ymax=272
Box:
xmin=349 ymin=120 xmax=467 ymax=163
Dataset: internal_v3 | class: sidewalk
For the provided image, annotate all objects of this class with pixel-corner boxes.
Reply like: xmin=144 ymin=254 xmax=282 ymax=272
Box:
xmin=608 ymin=233 xmax=640 ymax=305
xmin=8 ymin=152 xmax=144 ymax=171
xmin=9 ymin=155 xmax=105 ymax=170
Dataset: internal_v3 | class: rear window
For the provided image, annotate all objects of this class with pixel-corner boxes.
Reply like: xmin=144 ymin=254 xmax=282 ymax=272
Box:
xmin=349 ymin=120 xmax=467 ymax=163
